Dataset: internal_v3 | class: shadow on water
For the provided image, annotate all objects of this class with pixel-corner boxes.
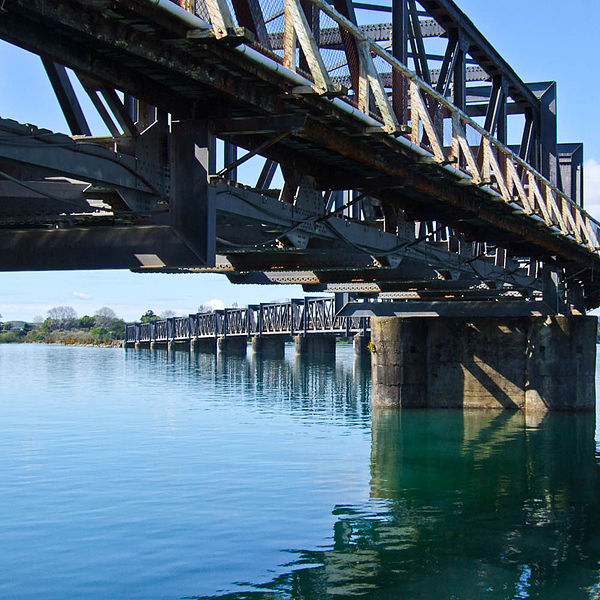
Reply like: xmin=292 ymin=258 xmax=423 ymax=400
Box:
xmin=194 ymin=410 xmax=600 ymax=600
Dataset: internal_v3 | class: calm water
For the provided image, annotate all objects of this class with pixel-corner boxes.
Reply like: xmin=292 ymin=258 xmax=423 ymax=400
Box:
xmin=1 ymin=343 xmax=600 ymax=599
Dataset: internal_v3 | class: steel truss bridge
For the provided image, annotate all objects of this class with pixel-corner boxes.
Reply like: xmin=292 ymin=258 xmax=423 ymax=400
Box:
xmin=1 ymin=0 xmax=598 ymax=315
xmin=124 ymin=296 xmax=368 ymax=345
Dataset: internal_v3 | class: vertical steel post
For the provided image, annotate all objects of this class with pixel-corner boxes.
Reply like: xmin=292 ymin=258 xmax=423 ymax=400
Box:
xmin=392 ymin=0 xmax=408 ymax=121
xmin=303 ymin=297 xmax=308 ymax=335
xmin=453 ymin=36 xmax=467 ymax=112
xmin=170 ymin=120 xmax=216 ymax=266
xmin=224 ymin=141 xmax=237 ymax=182
xmin=538 ymin=82 xmax=558 ymax=187
xmin=124 ymin=94 xmax=138 ymax=123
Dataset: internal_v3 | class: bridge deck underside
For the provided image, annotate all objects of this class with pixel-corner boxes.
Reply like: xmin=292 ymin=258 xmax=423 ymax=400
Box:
xmin=1 ymin=0 xmax=599 ymax=307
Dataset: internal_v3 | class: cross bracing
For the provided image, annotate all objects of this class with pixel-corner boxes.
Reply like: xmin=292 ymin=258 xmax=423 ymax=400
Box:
xmin=0 ymin=0 xmax=597 ymax=313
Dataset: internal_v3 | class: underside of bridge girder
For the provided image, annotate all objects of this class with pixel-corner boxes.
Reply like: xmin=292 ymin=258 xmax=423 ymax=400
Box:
xmin=0 ymin=0 xmax=597 ymax=312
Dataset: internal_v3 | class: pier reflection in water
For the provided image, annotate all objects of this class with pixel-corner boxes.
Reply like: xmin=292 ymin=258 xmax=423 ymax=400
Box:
xmin=194 ymin=382 xmax=598 ymax=598
xmin=132 ymin=345 xmax=372 ymax=426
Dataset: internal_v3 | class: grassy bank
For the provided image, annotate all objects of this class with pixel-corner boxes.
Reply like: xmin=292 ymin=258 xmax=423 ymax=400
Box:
xmin=0 ymin=329 xmax=123 ymax=347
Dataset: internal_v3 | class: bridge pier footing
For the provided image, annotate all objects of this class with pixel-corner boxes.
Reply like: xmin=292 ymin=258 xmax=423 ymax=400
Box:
xmin=251 ymin=335 xmax=285 ymax=359
xmin=370 ymin=315 xmax=597 ymax=411
xmin=353 ymin=333 xmax=370 ymax=356
xmin=217 ymin=335 xmax=247 ymax=356
xmin=191 ymin=338 xmax=217 ymax=353
xmin=294 ymin=334 xmax=336 ymax=358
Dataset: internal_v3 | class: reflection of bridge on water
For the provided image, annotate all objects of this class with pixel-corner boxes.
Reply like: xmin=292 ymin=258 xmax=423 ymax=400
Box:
xmin=128 ymin=345 xmax=372 ymax=426
xmin=196 ymin=409 xmax=600 ymax=599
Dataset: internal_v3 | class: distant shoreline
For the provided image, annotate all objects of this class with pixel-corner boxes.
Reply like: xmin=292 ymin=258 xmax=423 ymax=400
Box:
xmin=0 ymin=339 xmax=123 ymax=348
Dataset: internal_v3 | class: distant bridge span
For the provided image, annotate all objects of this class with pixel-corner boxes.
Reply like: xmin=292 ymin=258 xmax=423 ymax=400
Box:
xmin=0 ymin=0 xmax=598 ymax=313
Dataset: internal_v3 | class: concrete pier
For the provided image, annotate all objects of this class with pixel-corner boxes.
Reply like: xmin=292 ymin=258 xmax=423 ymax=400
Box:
xmin=294 ymin=334 xmax=336 ymax=358
xmin=251 ymin=335 xmax=286 ymax=359
xmin=168 ymin=340 xmax=190 ymax=351
xmin=190 ymin=338 xmax=217 ymax=353
xmin=370 ymin=315 xmax=597 ymax=411
xmin=353 ymin=333 xmax=370 ymax=356
xmin=217 ymin=335 xmax=247 ymax=356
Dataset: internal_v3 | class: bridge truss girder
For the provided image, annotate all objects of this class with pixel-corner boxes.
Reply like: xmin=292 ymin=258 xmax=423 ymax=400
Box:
xmin=0 ymin=0 xmax=597 ymax=313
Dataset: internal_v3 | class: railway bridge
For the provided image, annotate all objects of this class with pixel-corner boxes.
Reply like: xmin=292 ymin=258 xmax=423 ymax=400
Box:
xmin=125 ymin=296 xmax=370 ymax=357
xmin=0 ymin=0 xmax=597 ymax=410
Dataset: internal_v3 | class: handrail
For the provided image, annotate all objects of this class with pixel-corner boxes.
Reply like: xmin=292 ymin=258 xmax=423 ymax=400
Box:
xmin=124 ymin=298 xmax=370 ymax=343
xmin=197 ymin=0 xmax=599 ymax=252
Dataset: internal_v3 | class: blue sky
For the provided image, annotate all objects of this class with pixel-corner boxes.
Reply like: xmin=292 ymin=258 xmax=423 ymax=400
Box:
xmin=1 ymin=0 xmax=599 ymax=321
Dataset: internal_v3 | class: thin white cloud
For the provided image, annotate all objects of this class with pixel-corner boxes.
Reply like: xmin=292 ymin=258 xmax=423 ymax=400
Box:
xmin=584 ymin=158 xmax=600 ymax=220
xmin=207 ymin=299 xmax=226 ymax=311
xmin=72 ymin=291 xmax=92 ymax=300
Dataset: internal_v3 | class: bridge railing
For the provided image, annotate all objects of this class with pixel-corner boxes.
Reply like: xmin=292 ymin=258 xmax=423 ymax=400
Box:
xmin=219 ymin=308 xmax=249 ymax=336
xmin=154 ymin=320 xmax=168 ymax=341
xmin=124 ymin=297 xmax=370 ymax=344
xmin=196 ymin=0 xmax=600 ymax=252
xmin=138 ymin=322 xmax=152 ymax=342
xmin=253 ymin=302 xmax=295 ymax=334
xmin=172 ymin=316 xmax=190 ymax=340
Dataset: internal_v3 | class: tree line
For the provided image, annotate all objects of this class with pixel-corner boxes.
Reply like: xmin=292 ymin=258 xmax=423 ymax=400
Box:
xmin=0 ymin=305 xmax=229 ymax=345
xmin=0 ymin=306 xmax=126 ymax=345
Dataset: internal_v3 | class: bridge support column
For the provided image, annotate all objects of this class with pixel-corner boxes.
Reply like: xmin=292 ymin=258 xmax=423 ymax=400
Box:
xmin=167 ymin=340 xmax=190 ymax=352
xmin=353 ymin=333 xmax=370 ymax=356
xmin=191 ymin=338 xmax=217 ymax=353
xmin=251 ymin=335 xmax=285 ymax=359
xmin=294 ymin=334 xmax=336 ymax=358
xmin=150 ymin=341 xmax=167 ymax=350
xmin=217 ymin=336 xmax=247 ymax=356
xmin=370 ymin=315 xmax=596 ymax=411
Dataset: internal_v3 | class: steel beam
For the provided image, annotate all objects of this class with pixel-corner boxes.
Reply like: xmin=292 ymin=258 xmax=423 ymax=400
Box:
xmin=340 ymin=300 xmax=556 ymax=318
xmin=0 ymin=226 xmax=203 ymax=270
xmin=0 ymin=117 xmax=157 ymax=211
xmin=169 ymin=120 xmax=216 ymax=266
xmin=41 ymin=60 xmax=91 ymax=136
xmin=418 ymin=0 xmax=540 ymax=110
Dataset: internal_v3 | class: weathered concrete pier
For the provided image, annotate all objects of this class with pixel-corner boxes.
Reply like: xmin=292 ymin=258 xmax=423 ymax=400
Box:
xmin=370 ymin=315 xmax=597 ymax=411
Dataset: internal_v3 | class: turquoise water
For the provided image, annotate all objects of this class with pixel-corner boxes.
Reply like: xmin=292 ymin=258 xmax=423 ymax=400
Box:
xmin=0 ymin=343 xmax=599 ymax=599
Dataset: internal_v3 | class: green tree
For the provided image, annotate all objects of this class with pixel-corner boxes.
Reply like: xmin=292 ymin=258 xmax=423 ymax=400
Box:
xmin=140 ymin=310 xmax=159 ymax=323
xmin=109 ymin=320 xmax=126 ymax=339
xmin=90 ymin=326 xmax=109 ymax=339
xmin=79 ymin=315 xmax=96 ymax=330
